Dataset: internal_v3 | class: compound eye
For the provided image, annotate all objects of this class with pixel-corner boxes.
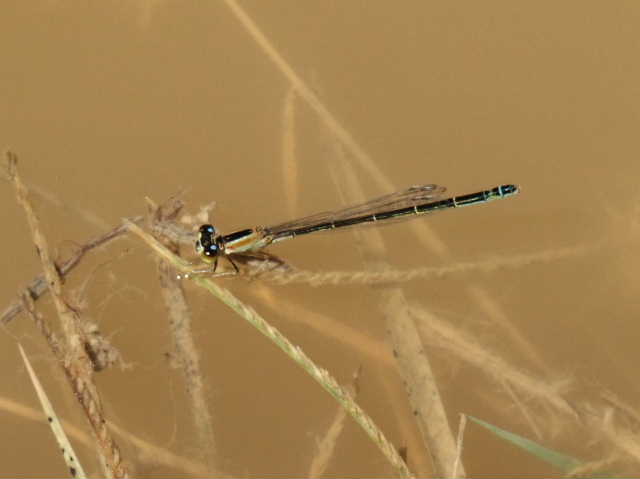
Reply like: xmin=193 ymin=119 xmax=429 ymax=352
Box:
xmin=205 ymin=243 xmax=218 ymax=257
xmin=199 ymin=224 xmax=216 ymax=235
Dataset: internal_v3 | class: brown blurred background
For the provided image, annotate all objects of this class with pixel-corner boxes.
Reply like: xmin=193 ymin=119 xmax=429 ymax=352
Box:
xmin=1 ymin=1 xmax=640 ymax=476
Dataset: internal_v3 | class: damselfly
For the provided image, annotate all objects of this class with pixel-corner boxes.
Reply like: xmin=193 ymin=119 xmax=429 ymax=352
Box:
xmin=195 ymin=184 xmax=519 ymax=275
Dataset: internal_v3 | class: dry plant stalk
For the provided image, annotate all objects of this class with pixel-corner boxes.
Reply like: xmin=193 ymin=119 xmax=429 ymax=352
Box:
xmin=221 ymin=0 xmax=546 ymax=425
xmin=146 ymin=197 xmax=219 ymax=471
xmin=330 ymin=159 xmax=462 ymax=478
xmin=125 ymin=220 xmax=413 ymax=478
xmin=281 ymin=85 xmax=299 ymax=218
xmin=255 ymin=242 xmax=593 ymax=286
xmin=221 ymin=0 xmax=448 ymax=257
xmin=6 ymin=152 xmax=128 ymax=478
xmin=1 ymin=217 xmax=143 ymax=325
xmin=452 ymin=414 xmax=467 ymax=479
xmin=217 ymin=4 xmax=494 ymax=473
xmin=0 ymin=394 xmax=212 ymax=476
xmin=308 ymin=366 xmax=363 ymax=477
xmin=410 ymin=305 xmax=576 ymax=417
xmin=414 ymin=302 xmax=640 ymax=472
xmin=18 ymin=343 xmax=88 ymax=478
xmin=249 ymin=285 xmax=395 ymax=367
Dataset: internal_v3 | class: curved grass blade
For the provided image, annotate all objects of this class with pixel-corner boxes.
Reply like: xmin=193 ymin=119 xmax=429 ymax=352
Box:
xmin=468 ymin=415 xmax=581 ymax=472
xmin=19 ymin=344 xmax=87 ymax=478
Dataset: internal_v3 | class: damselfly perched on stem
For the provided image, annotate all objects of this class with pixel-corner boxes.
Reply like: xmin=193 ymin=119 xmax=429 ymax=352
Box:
xmin=193 ymin=184 xmax=519 ymax=276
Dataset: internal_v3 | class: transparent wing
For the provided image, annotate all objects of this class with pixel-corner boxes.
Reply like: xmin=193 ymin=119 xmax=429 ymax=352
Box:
xmin=333 ymin=184 xmax=446 ymax=220
xmin=264 ymin=184 xmax=446 ymax=235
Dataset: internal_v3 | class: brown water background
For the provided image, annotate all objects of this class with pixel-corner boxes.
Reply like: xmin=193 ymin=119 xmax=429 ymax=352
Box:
xmin=2 ymin=1 xmax=640 ymax=476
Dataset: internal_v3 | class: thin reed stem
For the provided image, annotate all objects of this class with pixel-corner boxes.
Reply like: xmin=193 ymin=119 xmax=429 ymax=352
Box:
xmin=253 ymin=243 xmax=594 ymax=286
xmin=125 ymin=219 xmax=413 ymax=478
xmin=1 ymin=217 xmax=144 ymax=325
xmin=147 ymin=197 xmax=219 ymax=471
xmin=330 ymin=159 xmax=461 ymax=477
xmin=6 ymin=152 xmax=128 ymax=478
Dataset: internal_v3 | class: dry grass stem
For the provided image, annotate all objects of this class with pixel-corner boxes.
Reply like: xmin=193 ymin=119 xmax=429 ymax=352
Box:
xmin=21 ymin=291 xmax=64 ymax=360
xmin=30 ymin=182 xmax=111 ymax=230
xmin=146 ymin=197 xmax=218 ymax=470
xmin=251 ymin=283 xmax=433 ymax=474
xmin=254 ymin=242 xmax=593 ymax=286
xmin=249 ymin=285 xmax=395 ymax=367
xmin=582 ymin=406 xmax=640 ymax=465
xmin=416 ymin=304 xmax=640 ymax=470
xmin=221 ymin=6 xmax=538 ymax=445
xmin=217 ymin=5 xmax=533 ymax=472
xmin=125 ymin=219 xmax=413 ymax=478
xmin=380 ymin=290 xmax=460 ymax=477
xmin=467 ymin=286 xmax=547 ymax=371
xmin=375 ymin=374 xmax=434 ymax=477
xmin=0 ymin=395 xmax=212 ymax=476
xmin=1 ymin=216 xmax=144 ymax=325
xmin=600 ymin=390 xmax=640 ymax=435
xmin=411 ymin=304 xmax=576 ymax=417
xmin=308 ymin=366 xmax=362 ymax=478
xmin=281 ymin=85 xmax=299 ymax=218
xmin=18 ymin=343 xmax=87 ymax=478
xmin=452 ymin=414 xmax=467 ymax=479
xmin=223 ymin=0 xmax=535 ymax=381
xmin=566 ymin=458 xmax=620 ymax=477
xmin=6 ymin=152 xmax=128 ymax=478
xmin=221 ymin=0 xmax=447 ymax=257
xmin=501 ymin=379 xmax=544 ymax=440
xmin=331 ymin=158 xmax=461 ymax=477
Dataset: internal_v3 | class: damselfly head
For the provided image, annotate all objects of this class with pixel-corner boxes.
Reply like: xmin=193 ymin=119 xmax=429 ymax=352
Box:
xmin=498 ymin=184 xmax=520 ymax=197
xmin=196 ymin=224 xmax=219 ymax=259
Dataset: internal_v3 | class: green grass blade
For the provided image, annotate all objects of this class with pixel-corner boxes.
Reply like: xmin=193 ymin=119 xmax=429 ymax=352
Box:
xmin=468 ymin=415 xmax=582 ymax=472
